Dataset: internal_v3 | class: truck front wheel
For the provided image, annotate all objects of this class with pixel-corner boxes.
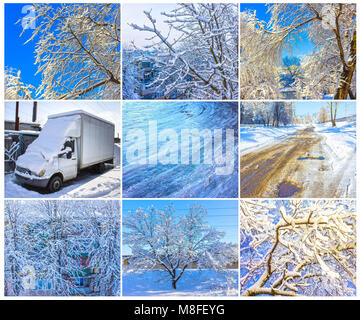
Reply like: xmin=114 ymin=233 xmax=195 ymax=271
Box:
xmin=48 ymin=176 xmax=63 ymax=193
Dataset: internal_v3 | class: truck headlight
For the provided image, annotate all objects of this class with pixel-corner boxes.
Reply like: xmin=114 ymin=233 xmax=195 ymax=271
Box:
xmin=38 ymin=169 xmax=46 ymax=177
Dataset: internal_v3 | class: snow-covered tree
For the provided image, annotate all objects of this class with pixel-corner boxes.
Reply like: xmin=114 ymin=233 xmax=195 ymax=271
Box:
xmin=241 ymin=3 xmax=356 ymax=100
xmin=16 ymin=3 xmax=120 ymax=100
xmin=4 ymin=201 xmax=26 ymax=296
xmin=122 ymin=48 xmax=142 ymax=100
xmin=278 ymin=56 xmax=302 ymax=88
xmin=4 ymin=200 xmax=120 ymax=296
xmin=129 ymin=3 xmax=238 ymax=100
xmin=5 ymin=68 xmax=35 ymax=100
xmin=240 ymin=200 xmax=356 ymax=296
xmin=124 ymin=204 xmax=237 ymax=290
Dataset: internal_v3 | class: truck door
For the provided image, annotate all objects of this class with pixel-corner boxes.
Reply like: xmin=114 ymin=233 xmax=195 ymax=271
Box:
xmin=58 ymin=138 xmax=78 ymax=181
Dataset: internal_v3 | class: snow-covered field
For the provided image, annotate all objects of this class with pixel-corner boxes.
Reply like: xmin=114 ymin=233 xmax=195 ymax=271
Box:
xmin=5 ymin=144 xmax=121 ymax=198
xmin=122 ymin=269 xmax=238 ymax=296
xmin=240 ymin=125 xmax=302 ymax=154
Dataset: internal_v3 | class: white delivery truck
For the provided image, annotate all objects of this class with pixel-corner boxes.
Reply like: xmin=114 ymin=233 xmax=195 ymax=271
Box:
xmin=15 ymin=110 xmax=115 ymax=193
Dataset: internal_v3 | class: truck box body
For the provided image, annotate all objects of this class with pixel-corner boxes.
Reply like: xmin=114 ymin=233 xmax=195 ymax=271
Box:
xmin=48 ymin=110 xmax=115 ymax=169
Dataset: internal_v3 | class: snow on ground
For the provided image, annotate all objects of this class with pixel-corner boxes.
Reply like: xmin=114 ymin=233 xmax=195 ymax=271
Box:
xmin=314 ymin=118 xmax=356 ymax=195
xmin=240 ymin=125 xmax=302 ymax=154
xmin=122 ymin=270 xmax=238 ymax=296
xmin=5 ymin=144 xmax=120 ymax=198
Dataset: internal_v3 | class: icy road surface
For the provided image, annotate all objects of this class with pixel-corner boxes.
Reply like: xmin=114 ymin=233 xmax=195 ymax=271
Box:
xmin=5 ymin=144 xmax=120 ymax=198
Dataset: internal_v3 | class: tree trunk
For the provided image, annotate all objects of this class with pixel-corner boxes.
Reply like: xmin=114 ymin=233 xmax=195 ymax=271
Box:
xmin=171 ymin=279 xmax=177 ymax=289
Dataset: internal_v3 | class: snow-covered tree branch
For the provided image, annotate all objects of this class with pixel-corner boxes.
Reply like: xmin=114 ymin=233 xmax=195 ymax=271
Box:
xmin=5 ymin=68 xmax=35 ymax=100
xmin=240 ymin=200 xmax=356 ymax=296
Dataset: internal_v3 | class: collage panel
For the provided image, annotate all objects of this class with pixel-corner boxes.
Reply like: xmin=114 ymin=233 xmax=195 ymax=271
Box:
xmin=4 ymin=101 xmax=121 ymax=198
xmin=240 ymin=101 xmax=356 ymax=198
xmin=5 ymin=200 xmax=121 ymax=296
xmin=122 ymin=199 xmax=239 ymax=296
xmin=5 ymin=3 xmax=120 ymax=100
xmin=240 ymin=3 xmax=356 ymax=100
xmin=122 ymin=3 xmax=238 ymax=100
xmin=240 ymin=199 xmax=356 ymax=297
xmin=122 ymin=101 xmax=238 ymax=198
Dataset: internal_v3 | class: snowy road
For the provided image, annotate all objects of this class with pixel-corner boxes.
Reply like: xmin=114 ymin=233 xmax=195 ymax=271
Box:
xmin=240 ymin=126 xmax=356 ymax=198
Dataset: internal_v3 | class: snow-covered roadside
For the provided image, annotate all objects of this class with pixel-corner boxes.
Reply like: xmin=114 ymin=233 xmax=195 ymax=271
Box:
xmin=240 ymin=125 xmax=303 ymax=154
xmin=5 ymin=144 xmax=121 ymax=198
xmin=314 ymin=119 xmax=356 ymax=196
xmin=122 ymin=269 xmax=238 ymax=296
xmin=314 ymin=119 xmax=356 ymax=166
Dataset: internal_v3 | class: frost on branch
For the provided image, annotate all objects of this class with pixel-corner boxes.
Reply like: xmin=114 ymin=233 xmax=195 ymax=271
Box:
xmin=240 ymin=200 xmax=356 ymax=296
xmin=17 ymin=3 xmax=120 ymax=100
xmin=241 ymin=3 xmax=356 ymax=100
xmin=124 ymin=204 xmax=238 ymax=290
xmin=128 ymin=3 xmax=238 ymax=100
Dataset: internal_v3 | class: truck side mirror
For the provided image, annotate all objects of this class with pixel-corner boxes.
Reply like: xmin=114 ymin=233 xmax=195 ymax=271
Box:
xmin=66 ymin=151 xmax=72 ymax=159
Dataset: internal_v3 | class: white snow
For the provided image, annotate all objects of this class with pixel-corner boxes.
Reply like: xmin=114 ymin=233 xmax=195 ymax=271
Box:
xmin=5 ymin=144 xmax=120 ymax=198
xmin=122 ymin=269 xmax=238 ymax=296
xmin=240 ymin=125 xmax=302 ymax=154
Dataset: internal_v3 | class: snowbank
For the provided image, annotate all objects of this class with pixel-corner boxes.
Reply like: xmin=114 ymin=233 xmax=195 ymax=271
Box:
xmin=314 ymin=119 xmax=356 ymax=171
xmin=240 ymin=125 xmax=301 ymax=154
xmin=122 ymin=269 xmax=238 ymax=296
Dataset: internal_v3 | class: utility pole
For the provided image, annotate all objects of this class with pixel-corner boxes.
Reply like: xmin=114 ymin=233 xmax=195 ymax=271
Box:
xmin=32 ymin=101 xmax=37 ymax=122
xmin=15 ymin=101 xmax=20 ymax=131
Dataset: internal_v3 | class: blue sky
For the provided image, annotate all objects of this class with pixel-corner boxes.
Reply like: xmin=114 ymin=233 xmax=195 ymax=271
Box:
xmin=295 ymin=101 xmax=356 ymax=118
xmin=241 ymin=3 xmax=315 ymax=59
xmin=5 ymin=3 xmax=48 ymax=88
xmin=122 ymin=200 xmax=238 ymax=255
